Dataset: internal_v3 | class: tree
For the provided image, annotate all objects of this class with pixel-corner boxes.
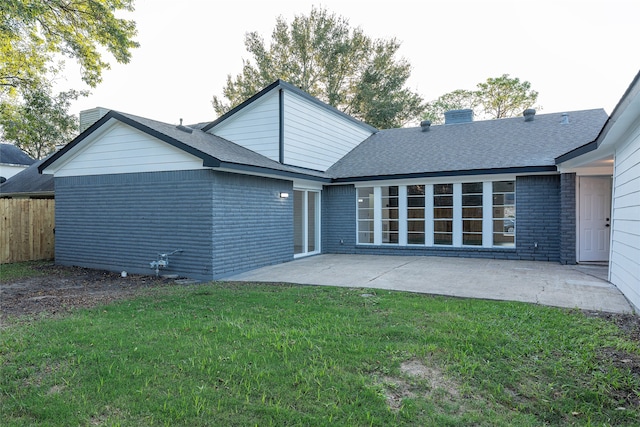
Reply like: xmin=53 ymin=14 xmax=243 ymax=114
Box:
xmin=1 ymin=0 xmax=139 ymax=94
xmin=0 ymin=84 xmax=83 ymax=159
xmin=212 ymin=7 xmax=424 ymax=129
xmin=422 ymin=89 xmax=478 ymax=125
xmin=475 ymin=74 xmax=539 ymax=120
xmin=1 ymin=0 xmax=138 ymax=156
xmin=423 ymin=74 xmax=539 ymax=124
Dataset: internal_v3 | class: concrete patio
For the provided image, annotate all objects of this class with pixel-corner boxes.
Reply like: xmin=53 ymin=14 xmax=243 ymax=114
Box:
xmin=224 ymin=255 xmax=635 ymax=314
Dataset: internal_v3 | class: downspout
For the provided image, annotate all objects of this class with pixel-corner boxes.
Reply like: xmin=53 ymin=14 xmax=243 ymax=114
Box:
xmin=279 ymin=88 xmax=285 ymax=164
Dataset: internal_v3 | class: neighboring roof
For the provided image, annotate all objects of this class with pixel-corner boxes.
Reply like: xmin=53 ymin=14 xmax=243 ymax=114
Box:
xmin=328 ymin=109 xmax=608 ymax=181
xmin=201 ymin=79 xmax=378 ymax=134
xmin=39 ymin=110 xmax=330 ymax=181
xmin=0 ymin=158 xmax=54 ymax=197
xmin=0 ymin=143 xmax=35 ymax=166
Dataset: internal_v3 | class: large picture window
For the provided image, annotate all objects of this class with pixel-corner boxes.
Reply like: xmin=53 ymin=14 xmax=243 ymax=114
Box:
xmin=356 ymin=180 xmax=516 ymax=248
xmin=493 ymin=181 xmax=516 ymax=247
xmin=407 ymin=185 xmax=425 ymax=245
xmin=462 ymin=182 xmax=483 ymax=246
xmin=357 ymin=187 xmax=374 ymax=244
xmin=381 ymin=186 xmax=399 ymax=244
xmin=433 ymin=184 xmax=453 ymax=245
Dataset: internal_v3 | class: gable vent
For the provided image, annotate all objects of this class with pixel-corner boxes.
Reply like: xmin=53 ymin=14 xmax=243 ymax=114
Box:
xmin=444 ymin=109 xmax=474 ymax=125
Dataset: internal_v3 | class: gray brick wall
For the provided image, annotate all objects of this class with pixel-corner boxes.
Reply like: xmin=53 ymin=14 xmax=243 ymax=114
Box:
xmin=55 ymin=170 xmax=293 ymax=281
xmin=559 ymin=173 xmax=577 ymax=264
xmin=322 ymin=185 xmax=357 ymax=254
xmin=55 ymin=170 xmax=215 ymax=280
xmin=515 ymin=175 xmax=561 ymax=261
xmin=211 ymin=172 xmax=293 ymax=277
xmin=323 ymin=176 xmax=564 ymax=262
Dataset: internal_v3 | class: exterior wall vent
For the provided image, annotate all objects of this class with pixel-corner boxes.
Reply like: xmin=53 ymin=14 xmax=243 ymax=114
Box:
xmin=420 ymin=120 xmax=432 ymax=131
xmin=444 ymin=109 xmax=474 ymax=125
xmin=523 ymin=109 xmax=536 ymax=122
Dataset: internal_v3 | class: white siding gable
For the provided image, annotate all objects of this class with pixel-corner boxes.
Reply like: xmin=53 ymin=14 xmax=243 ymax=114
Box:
xmin=282 ymin=90 xmax=373 ymax=171
xmin=210 ymin=91 xmax=280 ymax=162
xmin=49 ymin=121 xmax=204 ymax=177
xmin=207 ymin=85 xmax=373 ymax=172
xmin=610 ymin=123 xmax=640 ymax=310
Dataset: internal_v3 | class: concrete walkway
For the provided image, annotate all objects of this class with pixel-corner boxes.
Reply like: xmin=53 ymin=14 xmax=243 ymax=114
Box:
xmin=224 ymin=255 xmax=635 ymax=314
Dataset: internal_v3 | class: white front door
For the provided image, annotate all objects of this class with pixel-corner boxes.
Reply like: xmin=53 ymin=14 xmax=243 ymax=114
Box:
xmin=578 ymin=176 xmax=612 ymax=262
xmin=294 ymin=189 xmax=320 ymax=257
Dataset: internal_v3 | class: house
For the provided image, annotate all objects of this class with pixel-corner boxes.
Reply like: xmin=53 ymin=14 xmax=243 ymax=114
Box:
xmin=38 ymin=79 xmax=616 ymax=290
xmin=0 ymin=144 xmax=35 ymax=183
xmin=557 ymin=70 xmax=640 ymax=310
xmin=0 ymin=158 xmax=54 ymax=198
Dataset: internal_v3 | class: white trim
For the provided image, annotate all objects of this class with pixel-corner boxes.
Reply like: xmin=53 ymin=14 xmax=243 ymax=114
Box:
xmin=293 ymin=188 xmax=322 ymax=258
xmin=425 ymin=185 xmax=435 ymax=246
xmin=452 ymin=183 xmax=462 ymax=246
xmin=398 ymin=186 xmax=408 ymax=246
xmin=482 ymin=181 xmax=494 ymax=248
xmin=373 ymin=187 xmax=382 ymax=245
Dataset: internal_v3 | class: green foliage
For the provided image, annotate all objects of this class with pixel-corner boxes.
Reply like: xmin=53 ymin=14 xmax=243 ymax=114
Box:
xmin=212 ymin=7 xmax=424 ymax=129
xmin=0 ymin=0 xmax=138 ymax=158
xmin=0 ymin=84 xmax=83 ymax=159
xmin=422 ymin=89 xmax=478 ymax=125
xmin=424 ymin=74 xmax=539 ymax=124
xmin=2 ymin=282 xmax=639 ymax=426
xmin=0 ymin=0 xmax=139 ymax=92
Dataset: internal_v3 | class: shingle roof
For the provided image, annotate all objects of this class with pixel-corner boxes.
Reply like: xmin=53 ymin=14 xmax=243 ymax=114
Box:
xmin=0 ymin=158 xmax=54 ymax=196
xmin=39 ymin=107 xmax=609 ymax=184
xmin=0 ymin=144 xmax=35 ymax=166
xmin=327 ymin=109 xmax=608 ymax=180
xmin=39 ymin=111 xmax=329 ymax=181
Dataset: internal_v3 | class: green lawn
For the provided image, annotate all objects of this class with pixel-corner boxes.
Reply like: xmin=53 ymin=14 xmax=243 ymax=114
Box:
xmin=1 ymin=278 xmax=639 ymax=426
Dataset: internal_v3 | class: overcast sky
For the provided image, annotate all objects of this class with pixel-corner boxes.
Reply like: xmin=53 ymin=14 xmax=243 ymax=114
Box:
xmin=60 ymin=0 xmax=639 ymax=126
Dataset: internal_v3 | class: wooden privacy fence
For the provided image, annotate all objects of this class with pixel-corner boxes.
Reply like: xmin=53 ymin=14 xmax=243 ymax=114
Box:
xmin=0 ymin=199 xmax=55 ymax=264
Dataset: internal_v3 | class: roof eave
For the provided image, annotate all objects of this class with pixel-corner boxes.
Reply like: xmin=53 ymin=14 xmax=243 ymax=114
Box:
xmin=330 ymin=166 xmax=558 ymax=183
xmin=554 ymin=140 xmax=598 ymax=164
xmin=39 ymin=111 xmax=222 ymax=173
xmin=217 ymin=161 xmax=331 ymax=182
xmin=201 ymin=79 xmax=377 ymax=134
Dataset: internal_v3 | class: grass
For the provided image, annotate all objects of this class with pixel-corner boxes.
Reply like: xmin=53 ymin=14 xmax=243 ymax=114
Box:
xmin=1 ymin=273 xmax=639 ymax=425
xmin=0 ymin=260 xmax=53 ymax=282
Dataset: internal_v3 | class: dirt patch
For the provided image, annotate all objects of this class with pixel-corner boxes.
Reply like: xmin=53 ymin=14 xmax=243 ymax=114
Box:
xmin=0 ymin=263 xmax=177 ymax=323
xmin=378 ymin=358 xmax=460 ymax=411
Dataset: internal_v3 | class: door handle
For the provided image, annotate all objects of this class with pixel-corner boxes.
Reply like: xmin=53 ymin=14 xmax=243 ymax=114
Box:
xmin=605 ymin=224 xmax=610 ymax=227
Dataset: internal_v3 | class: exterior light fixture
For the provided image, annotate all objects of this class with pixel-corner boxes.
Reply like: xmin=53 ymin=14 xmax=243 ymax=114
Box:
xmin=279 ymin=192 xmax=290 ymax=198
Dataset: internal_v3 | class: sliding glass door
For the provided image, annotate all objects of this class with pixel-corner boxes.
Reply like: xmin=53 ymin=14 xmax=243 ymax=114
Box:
xmin=294 ymin=189 xmax=320 ymax=257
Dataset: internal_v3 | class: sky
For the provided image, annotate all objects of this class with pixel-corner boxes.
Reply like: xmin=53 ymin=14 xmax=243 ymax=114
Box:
xmin=59 ymin=0 xmax=640 ymax=126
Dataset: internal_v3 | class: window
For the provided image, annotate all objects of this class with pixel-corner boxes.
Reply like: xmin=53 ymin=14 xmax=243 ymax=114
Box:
xmin=357 ymin=180 xmax=516 ymax=248
xmin=433 ymin=184 xmax=453 ymax=245
xmin=407 ymin=185 xmax=425 ymax=245
xmin=357 ymin=187 xmax=374 ymax=244
xmin=381 ymin=186 xmax=399 ymax=244
xmin=462 ymin=182 xmax=483 ymax=246
xmin=493 ymin=181 xmax=515 ymax=247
